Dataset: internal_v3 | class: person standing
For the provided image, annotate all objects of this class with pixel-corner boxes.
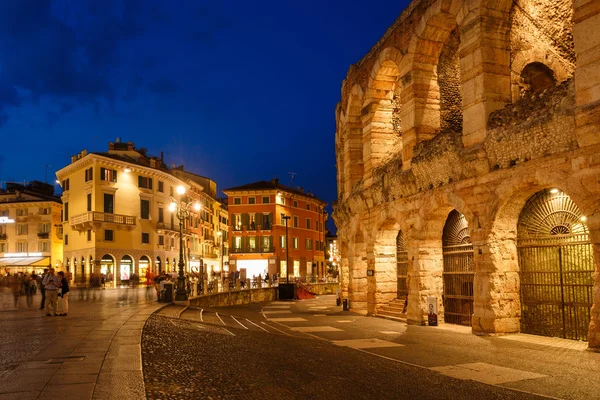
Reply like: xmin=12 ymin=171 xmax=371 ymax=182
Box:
xmin=42 ymin=268 xmax=61 ymax=316
xmin=39 ymin=268 xmax=48 ymax=310
xmin=57 ymin=271 xmax=70 ymax=316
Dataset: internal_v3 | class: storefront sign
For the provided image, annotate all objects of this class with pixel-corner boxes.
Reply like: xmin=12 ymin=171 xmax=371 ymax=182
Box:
xmin=0 ymin=216 xmax=15 ymax=224
xmin=5 ymin=252 xmax=43 ymax=258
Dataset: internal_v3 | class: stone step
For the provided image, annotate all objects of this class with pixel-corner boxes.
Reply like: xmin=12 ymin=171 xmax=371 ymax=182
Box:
xmin=382 ymin=303 xmax=405 ymax=311
xmin=375 ymin=313 xmax=407 ymax=323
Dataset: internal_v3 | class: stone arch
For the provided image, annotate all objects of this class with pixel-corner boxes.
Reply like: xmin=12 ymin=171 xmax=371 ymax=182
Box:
xmin=403 ymin=0 xmax=461 ymax=161
xmin=406 ymin=191 xmax=474 ymax=325
xmin=342 ymin=84 xmax=365 ymax=196
xmin=477 ymin=172 xmax=600 ymax=343
xmin=100 ymin=253 xmax=116 ymax=284
xmin=139 ymin=255 xmax=151 ymax=282
xmin=119 ymin=254 xmax=134 ymax=283
xmin=362 ymin=47 xmax=403 ymax=185
xmin=511 ymin=49 xmax=574 ymax=100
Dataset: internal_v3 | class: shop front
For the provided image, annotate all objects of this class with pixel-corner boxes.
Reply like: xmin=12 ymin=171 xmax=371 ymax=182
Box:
xmin=0 ymin=253 xmax=50 ymax=275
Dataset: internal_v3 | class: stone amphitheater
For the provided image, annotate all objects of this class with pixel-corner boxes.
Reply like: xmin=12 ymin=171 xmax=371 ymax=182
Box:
xmin=333 ymin=0 xmax=600 ymax=349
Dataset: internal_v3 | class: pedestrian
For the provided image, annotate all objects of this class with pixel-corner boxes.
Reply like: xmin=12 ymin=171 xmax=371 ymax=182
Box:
xmin=42 ymin=268 xmax=61 ymax=316
xmin=8 ymin=274 xmax=21 ymax=308
xmin=24 ymin=273 xmax=36 ymax=308
xmin=57 ymin=271 xmax=70 ymax=316
xmin=39 ymin=268 xmax=48 ymax=310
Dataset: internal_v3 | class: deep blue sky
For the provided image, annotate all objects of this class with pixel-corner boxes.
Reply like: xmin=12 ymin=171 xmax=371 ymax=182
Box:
xmin=0 ymin=0 xmax=410 ymax=231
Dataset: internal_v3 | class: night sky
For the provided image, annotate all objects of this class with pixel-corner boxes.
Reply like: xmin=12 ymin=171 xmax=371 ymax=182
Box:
xmin=0 ymin=0 xmax=410 ymax=231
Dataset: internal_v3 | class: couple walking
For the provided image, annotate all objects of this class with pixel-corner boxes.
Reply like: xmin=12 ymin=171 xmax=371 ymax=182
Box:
xmin=42 ymin=268 xmax=70 ymax=316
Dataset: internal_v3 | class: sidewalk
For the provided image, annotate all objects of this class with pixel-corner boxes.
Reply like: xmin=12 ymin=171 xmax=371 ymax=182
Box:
xmin=0 ymin=289 xmax=163 ymax=400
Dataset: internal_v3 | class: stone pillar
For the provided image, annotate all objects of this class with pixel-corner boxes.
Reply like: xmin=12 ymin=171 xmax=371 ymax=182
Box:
xmin=406 ymin=239 xmax=444 ymax=325
xmin=573 ymin=0 xmax=600 ymax=147
xmin=586 ymin=212 xmax=600 ymax=350
xmin=365 ymin=241 xmax=377 ymax=315
xmin=459 ymin=8 xmax=512 ymax=147
xmin=339 ymin=241 xmax=350 ymax=300
xmin=471 ymin=232 xmax=520 ymax=335
xmin=373 ymin=235 xmax=398 ymax=311
xmin=349 ymin=238 xmax=368 ymax=315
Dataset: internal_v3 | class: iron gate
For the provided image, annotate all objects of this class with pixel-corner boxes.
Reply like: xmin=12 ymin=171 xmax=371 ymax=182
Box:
xmin=517 ymin=189 xmax=594 ymax=341
xmin=396 ymin=231 xmax=408 ymax=299
xmin=442 ymin=210 xmax=475 ymax=326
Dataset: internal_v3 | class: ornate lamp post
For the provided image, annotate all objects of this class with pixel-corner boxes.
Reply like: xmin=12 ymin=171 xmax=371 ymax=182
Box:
xmin=169 ymin=185 xmax=200 ymax=301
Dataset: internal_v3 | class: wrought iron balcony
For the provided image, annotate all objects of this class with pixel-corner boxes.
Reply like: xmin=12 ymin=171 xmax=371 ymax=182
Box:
xmin=70 ymin=212 xmax=136 ymax=232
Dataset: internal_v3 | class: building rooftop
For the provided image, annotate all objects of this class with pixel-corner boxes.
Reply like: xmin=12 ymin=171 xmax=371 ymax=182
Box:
xmin=223 ymin=179 xmax=326 ymax=204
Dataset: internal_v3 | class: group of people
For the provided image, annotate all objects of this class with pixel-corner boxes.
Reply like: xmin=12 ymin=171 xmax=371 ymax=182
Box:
xmin=1 ymin=268 xmax=70 ymax=316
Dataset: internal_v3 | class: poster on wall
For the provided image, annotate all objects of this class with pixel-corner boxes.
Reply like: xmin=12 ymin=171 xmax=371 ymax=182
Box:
xmin=427 ymin=296 xmax=438 ymax=326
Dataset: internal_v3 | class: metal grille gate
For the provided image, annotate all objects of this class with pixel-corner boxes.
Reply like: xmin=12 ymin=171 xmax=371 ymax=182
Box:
xmin=517 ymin=189 xmax=594 ymax=341
xmin=442 ymin=210 xmax=475 ymax=326
xmin=397 ymin=231 xmax=408 ymax=299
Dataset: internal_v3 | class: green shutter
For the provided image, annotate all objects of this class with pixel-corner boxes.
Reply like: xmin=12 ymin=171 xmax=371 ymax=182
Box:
xmin=138 ymin=176 xmax=142 ymax=187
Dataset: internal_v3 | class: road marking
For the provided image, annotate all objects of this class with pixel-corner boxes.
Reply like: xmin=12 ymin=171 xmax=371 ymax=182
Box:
xmin=380 ymin=331 xmax=399 ymax=334
xmin=270 ymin=301 xmax=296 ymax=305
xmin=496 ymin=334 xmax=588 ymax=351
xmin=290 ymin=326 xmax=343 ymax=333
xmin=262 ymin=310 xmax=292 ymax=314
xmin=216 ymin=313 xmax=226 ymax=326
xmin=231 ymin=316 xmax=248 ymax=329
xmin=336 ymin=320 xmax=353 ymax=323
xmin=263 ymin=305 xmax=291 ymax=309
xmin=265 ymin=317 xmax=307 ymax=322
xmin=199 ymin=309 xmax=204 ymax=322
xmin=246 ymin=319 xmax=269 ymax=332
xmin=309 ymin=306 xmax=328 ymax=310
xmin=313 ymin=314 xmax=327 ymax=317
xmin=430 ymin=363 xmax=546 ymax=385
xmin=261 ymin=322 xmax=291 ymax=336
xmin=332 ymin=338 xmax=404 ymax=349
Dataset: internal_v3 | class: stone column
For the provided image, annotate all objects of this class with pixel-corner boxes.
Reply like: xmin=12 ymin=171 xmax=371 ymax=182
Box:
xmin=586 ymin=212 xmax=600 ymax=350
xmin=459 ymin=8 xmax=512 ymax=147
xmin=339 ymin=241 xmax=350 ymax=300
xmin=573 ymin=0 xmax=600 ymax=147
xmin=373 ymin=235 xmax=398 ymax=311
xmin=349 ymin=239 xmax=368 ymax=315
xmin=471 ymin=230 xmax=520 ymax=335
xmin=406 ymin=238 xmax=444 ymax=325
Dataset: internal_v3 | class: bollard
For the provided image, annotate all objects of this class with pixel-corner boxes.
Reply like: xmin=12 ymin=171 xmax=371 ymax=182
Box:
xmin=342 ymin=298 xmax=349 ymax=311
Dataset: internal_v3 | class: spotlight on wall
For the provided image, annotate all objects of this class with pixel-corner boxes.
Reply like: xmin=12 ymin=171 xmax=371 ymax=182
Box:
xmin=124 ymin=168 xmax=131 ymax=173
xmin=581 ymin=216 xmax=587 ymax=222
xmin=550 ymin=188 xmax=559 ymax=194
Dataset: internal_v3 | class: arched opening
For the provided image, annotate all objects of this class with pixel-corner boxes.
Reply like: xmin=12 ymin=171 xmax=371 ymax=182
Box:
xmin=101 ymin=254 xmax=114 ymax=281
xmin=343 ymin=86 xmax=365 ymax=195
xmin=120 ymin=255 xmax=133 ymax=285
xmin=139 ymin=255 xmax=150 ymax=283
xmin=156 ymin=256 xmax=162 ymax=274
xmin=372 ymin=220 xmax=401 ymax=314
xmin=437 ymin=27 xmax=463 ymax=133
xmin=517 ymin=188 xmax=594 ymax=340
xmin=442 ymin=210 xmax=475 ymax=326
xmin=520 ymin=62 xmax=556 ymax=95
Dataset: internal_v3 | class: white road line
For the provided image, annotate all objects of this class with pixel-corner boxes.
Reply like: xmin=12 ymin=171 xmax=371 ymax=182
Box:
xmin=216 ymin=313 xmax=226 ymax=326
xmin=246 ymin=319 xmax=269 ymax=332
xmin=261 ymin=322 xmax=291 ymax=336
xmin=199 ymin=309 xmax=204 ymax=322
xmin=231 ymin=316 xmax=248 ymax=329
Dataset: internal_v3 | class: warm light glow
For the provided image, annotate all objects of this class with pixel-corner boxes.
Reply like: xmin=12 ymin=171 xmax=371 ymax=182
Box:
xmin=169 ymin=202 xmax=177 ymax=212
xmin=581 ymin=216 xmax=587 ymax=222
xmin=550 ymin=188 xmax=559 ymax=194
xmin=124 ymin=167 xmax=131 ymax=173
xmin=193 ymin=202 xmax=200 ymax=211
xmin=176 ymin=185 xmax=186 ymax=195
xmin=55 ymin=180 xmax=60 ymax=184
xmin=217 ymin=231 xmax=222 ymax=236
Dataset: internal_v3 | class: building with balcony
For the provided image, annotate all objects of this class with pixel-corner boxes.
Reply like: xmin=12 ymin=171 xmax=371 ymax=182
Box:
xmin=223 ymin=179 xmax=327 ymax=280
xmin=0 ymin=181 xmax=63 ymax=275
xmin=55 ymin=139 xmax=224 ymax=286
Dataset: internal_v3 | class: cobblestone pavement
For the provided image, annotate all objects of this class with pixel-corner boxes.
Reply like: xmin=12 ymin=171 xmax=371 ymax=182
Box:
xmin=141 ymin=314 xmax=546 ymax=400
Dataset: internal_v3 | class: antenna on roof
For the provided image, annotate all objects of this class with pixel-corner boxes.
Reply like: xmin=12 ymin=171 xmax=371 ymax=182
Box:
xmin=288 ymin=172 xmax=297 ymax=187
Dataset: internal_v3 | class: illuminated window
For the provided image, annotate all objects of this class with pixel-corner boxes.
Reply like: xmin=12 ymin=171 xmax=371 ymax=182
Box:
xmin=100 ymin=167 xmax=117 ymax=182
xmin=293 ymin=237 xmax=299 ymax=249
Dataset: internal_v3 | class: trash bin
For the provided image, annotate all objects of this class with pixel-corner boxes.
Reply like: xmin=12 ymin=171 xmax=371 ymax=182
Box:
xmin=163 ymin=283 xmax=174 ymax=303
xmin=343 ymin=299 xmax=349 ymax=311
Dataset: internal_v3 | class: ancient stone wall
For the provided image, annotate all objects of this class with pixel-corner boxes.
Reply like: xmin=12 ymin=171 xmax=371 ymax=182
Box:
xmin=334 ymin=0 xmax=600 ymax=349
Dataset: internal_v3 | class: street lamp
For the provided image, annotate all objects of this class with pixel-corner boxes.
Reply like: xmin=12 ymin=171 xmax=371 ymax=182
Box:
xmin=282 ymin=215 xmax=291 ymax=283
xmin=169 ymin=185 xmax=200 ymax=301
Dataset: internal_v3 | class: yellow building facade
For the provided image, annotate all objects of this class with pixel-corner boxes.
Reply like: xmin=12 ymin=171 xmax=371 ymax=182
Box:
xmin=0 ymin=182 xmax=63 ymax=275
xmin=55 ymin=140 xmax=227 ymax=286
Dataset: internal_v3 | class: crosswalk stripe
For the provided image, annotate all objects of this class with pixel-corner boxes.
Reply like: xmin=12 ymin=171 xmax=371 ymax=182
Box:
xmin=216 ymin=313 xmax=226 ymax=326
xmin=246 ymin=319 xmax=269 ymax=332
xmin=231 ymin=316 xmax=248 ymax=329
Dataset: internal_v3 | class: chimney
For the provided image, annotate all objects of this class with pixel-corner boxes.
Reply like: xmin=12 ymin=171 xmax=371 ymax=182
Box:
xmin=116 ymin=137 xmax=121 ymax=143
